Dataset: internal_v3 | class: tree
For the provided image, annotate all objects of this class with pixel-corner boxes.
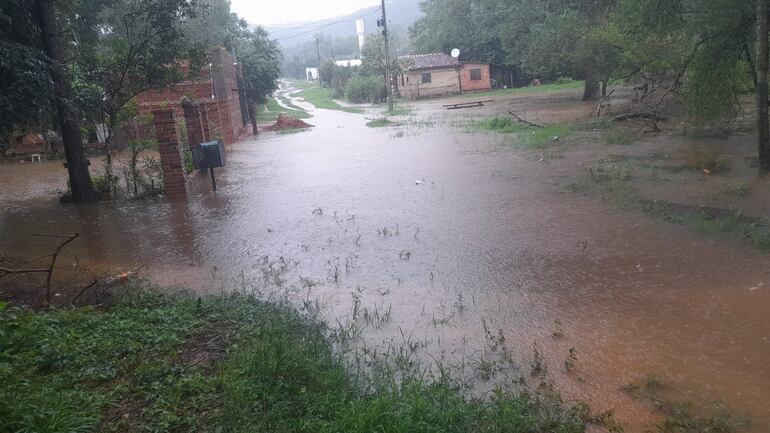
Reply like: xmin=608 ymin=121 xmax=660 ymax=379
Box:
xmin=236 ymin=27 xmax=281 ymax=135
xmin=758 ymin=0 xmax=770 ymax=173
xmin=34 ymin=0 xmax=96 ymax=203
xmin=73 ymin=0 xmax=206 ymax=187
xmin=0 ymin=0 xmax=53 ymax=138
xmin=410 ymin=0 xmax=509 ymax=66
xmin=362 ymin=34 xmax=402 ymax=96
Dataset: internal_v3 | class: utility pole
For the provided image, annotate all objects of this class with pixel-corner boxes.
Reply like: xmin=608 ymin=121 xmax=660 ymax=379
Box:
xmin=315 ymin=36 xmax=321 ymax=86
xmin=379 ymin=0 xmax=394 ymax=113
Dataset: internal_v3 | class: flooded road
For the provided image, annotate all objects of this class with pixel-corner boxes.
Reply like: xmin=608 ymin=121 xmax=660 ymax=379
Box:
xmin=2 ymin=104 xmax=770 ymax=431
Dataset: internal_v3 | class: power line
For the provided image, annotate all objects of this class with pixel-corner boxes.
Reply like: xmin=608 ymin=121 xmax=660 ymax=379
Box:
xmin=272 ymin=9 xmax=379 ymax=42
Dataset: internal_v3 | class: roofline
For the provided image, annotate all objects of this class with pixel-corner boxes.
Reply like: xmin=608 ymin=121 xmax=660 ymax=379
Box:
xmin=402 ymin=64 xmax=462 ymax=71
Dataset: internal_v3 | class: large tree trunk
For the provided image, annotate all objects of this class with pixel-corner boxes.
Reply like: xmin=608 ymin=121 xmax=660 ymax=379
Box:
xmin=35 ymin=0 xmax=95 ymax=203
xmin=759 ymin=0 xmax=770 ymax=174
xmin=582 ymin=69 xmax=600 ymax=101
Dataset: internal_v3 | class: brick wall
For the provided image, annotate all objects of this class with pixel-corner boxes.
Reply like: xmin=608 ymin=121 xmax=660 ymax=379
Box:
xmin=460 ymin=63 xmax=491 ymax=92
xmin=135 ymin=47 xmax=245 ymax=145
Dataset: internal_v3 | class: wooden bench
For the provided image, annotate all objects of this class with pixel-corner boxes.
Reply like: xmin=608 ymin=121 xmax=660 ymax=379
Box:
xmin=442 ymin=100 xmax=494 ymax=110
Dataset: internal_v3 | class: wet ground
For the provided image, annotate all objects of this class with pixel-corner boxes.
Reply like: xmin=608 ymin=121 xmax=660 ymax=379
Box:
xmin=2 ymin=87 xmax=770 ymax=432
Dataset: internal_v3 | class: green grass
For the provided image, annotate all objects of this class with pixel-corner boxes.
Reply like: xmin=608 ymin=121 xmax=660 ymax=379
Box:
xmin=276 ymin=94 xmax=308 ymax=113
xmin=643 ymin=202 xmax=770 ymax=251
xmin=520 ymin=125 xmax=575 ymax=147
xmin=296 ymin=86 xmax=364 ymax=114
xmin=470 ymin=116 xmax=574 ymax=148
xmin=602 ymin=129 xmax=634 ymax=146
xmin=721 ymin=181 xmax=751 ymax=197
xmin=471 ymin=116 xmax=529 ymax=133
xmin=366 ymin=118 xmax=397 ymax=128
xmin=256 ymin=98 xmax=311 ymax=123
xmin=459 ymin=80 xmax=584 ymax=99
xmin=0 ymin=287 xmax=598 ymax=433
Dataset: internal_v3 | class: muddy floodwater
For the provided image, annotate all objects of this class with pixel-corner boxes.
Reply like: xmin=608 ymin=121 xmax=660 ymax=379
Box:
xmin=2 ymin=105 xmax=770 ymax=432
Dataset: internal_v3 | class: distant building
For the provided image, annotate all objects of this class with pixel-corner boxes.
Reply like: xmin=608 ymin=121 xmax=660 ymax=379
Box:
xmin=397 ymin=53 xmax=492 ymax=99
xmin=335 ymin=59 xmax=362 ymax=67
xmin=305 ymin=67 xmax=319 ymax=81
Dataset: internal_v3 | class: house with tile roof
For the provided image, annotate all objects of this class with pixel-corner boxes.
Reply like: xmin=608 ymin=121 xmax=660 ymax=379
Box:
xmin=397 ymin=53 xmax=462 ymax=99
xmin=397 ymin=53 xmax=492 ymax=99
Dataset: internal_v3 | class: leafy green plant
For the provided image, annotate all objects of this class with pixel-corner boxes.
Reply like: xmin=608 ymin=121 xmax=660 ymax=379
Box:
xmin=182 ymin=149 xmax=194 ymax=175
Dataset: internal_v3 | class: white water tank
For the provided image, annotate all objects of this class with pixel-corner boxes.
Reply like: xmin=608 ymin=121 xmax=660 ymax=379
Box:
xmin=356 ymin=19 xmax=365 ymax=55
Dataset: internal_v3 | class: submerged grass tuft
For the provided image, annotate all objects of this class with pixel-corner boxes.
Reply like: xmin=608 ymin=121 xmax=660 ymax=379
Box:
xmin=366 ymin=118 xmax=397 ymax=128
xmin=470 ymin=117 xmax=574 ymax=148
xmin=471 ymin=116 xmax=529 ymax=133
xmin=643 ymin=201 xmax=770 ymax=251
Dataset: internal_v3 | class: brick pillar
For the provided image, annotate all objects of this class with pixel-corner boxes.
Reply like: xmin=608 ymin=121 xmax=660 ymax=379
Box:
xmin=217 ymin=99 xmax=234 ymax=144
xmin=181 ymin=100 xmax=204 ymax=150
xmin=151 ymin=109 xmax=187 ymax=201
xmin=200 ymin=102 xmax=212 ymax=142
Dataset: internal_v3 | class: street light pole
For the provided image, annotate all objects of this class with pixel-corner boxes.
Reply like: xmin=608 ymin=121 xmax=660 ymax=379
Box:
xmin=380 ymin=0 xmax=394 ymax=114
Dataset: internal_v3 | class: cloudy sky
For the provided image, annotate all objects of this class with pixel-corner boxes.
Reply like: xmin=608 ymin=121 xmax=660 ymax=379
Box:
xmin=230 ymin=0 xmax=380 ymax=26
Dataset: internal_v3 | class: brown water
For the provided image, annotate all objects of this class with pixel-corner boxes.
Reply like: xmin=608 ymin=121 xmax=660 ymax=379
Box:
xmin=2 ymin=106 xmax=769 ymax=432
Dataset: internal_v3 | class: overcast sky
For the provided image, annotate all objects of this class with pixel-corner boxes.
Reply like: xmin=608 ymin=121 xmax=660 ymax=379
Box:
xmin=230 ymin=0 xmax=380 ymax=26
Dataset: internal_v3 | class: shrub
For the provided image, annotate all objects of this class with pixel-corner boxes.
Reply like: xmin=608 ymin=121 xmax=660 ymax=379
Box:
xmin=345 ymin=75 xmax=385 ymax=103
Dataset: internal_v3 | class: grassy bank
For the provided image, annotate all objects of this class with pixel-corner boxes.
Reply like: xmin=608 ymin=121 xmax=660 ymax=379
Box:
xmin=0 ymin=288 xmax=596 ymax=433
xmin=296 ymin=86 xmax=364 ymax=114
xmin=256 ymin=98 xmax=311 ymax=123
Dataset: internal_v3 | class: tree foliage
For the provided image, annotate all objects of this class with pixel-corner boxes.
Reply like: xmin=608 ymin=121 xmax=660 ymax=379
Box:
xmin=237 ymin=27 xmax=282 ymax=106
xmin=0 ymin=0 xmax=53 ymax=136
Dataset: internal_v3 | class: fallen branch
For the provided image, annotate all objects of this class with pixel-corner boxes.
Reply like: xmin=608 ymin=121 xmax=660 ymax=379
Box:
xmin=506 ymin=110 xmax=543 ymax=128
xmin=71 ymin=278 xmax=98 ymax=305
xmin=0 ymin=233 xmax=80 ymax=305
xmin=613 ymin=113 xmax=668 ymax=122
xmin=36 ymin=233 xmax=79 ymax=304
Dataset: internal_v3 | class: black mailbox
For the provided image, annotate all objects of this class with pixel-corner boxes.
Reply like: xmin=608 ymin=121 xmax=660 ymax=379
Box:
xmin=191 ymin=140 xmax=225 ymax=170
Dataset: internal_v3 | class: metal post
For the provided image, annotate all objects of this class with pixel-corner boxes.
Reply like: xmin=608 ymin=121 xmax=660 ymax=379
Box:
xmin=209 ymin=167 xmax=217 ymax=192
xmin=381 ymin=0 xmax=393 ymax=114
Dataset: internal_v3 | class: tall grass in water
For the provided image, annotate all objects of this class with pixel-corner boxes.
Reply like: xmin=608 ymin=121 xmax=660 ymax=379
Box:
xmin=470 ymin=116 xmax=574 ymax=148
xmin=0 ymin=287 xmax=600 ymax=433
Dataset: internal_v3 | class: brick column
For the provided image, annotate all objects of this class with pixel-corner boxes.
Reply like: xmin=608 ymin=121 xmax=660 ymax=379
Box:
xmin=181 ymin=100 xmax=204 ymax=150
xmin=217 ymin=99 xmax=235 ymax=144
xmin=151 ymin=109 xmax=187 ymax=201
xmin=200 ymin=102 xmax=212 ymax=142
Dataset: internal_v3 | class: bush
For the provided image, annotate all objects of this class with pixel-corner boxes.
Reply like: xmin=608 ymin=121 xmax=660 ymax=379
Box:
xmin=345 ymin=75 xmax=385 ymax=104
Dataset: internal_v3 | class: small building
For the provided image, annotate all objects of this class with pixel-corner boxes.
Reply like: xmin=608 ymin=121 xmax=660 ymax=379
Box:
xmin=398 ymin=53 xmax=462 ymax=99
xmin=397 ymin=53 xmax=493 ymax=99
xmin=460 ymin=62 xmax=491 ymax=92
xmin=334 ymin=59 xmax=362 ymax=67
xmin=305 ymin=67 xmax=319 ymax=81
